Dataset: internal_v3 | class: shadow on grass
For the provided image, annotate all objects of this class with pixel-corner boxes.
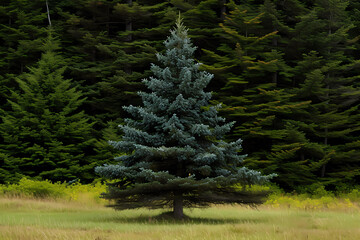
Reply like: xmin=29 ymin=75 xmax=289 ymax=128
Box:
xmin=93 ymin=211 xmax=266 ymax=225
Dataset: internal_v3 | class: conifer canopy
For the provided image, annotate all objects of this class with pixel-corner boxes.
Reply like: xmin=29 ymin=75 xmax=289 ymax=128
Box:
xmin=0 ymin=34 xmax=97 ymax=183
xmin=96 ymin=15 xmax=274 ymax=219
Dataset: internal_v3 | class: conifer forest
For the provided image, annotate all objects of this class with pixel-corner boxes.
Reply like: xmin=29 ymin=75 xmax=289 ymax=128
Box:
xmin=1 ymin=0 xmax=360 ymax=195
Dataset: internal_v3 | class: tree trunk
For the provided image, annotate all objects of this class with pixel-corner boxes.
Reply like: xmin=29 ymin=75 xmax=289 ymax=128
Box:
xmin=321 ymin=21 xmax=333 ymax=178
xmin=321 ymin=163 xmax=326 ymax=178
xmin=272 ymin=72 xmax=278 ymax=85
xmin=46 ymin=0 xmax=52 ymax=26
xmin=173 ymin=193 xmax=184 ymax=219
xmin=321 ymin=76 xmax=330 ymax=178
xmin=125 ymin=21 xmax=132 ymax=41
xmin=125 ymin=0 xmax=133 ymax=42
xmin=173 ymin=159 xmax=184 ymax=219
xmin=272 ymin=27 xmax=278 ymax=86
xmin=106 ymin=5 xmax=110 ymax=34
xmin=321 ymin=128 xmax=328 ymax=177
xmin=124 ymin=0 xmax=133 ymax=74
xmin=220 ymin=0 xmax=227 ymax=21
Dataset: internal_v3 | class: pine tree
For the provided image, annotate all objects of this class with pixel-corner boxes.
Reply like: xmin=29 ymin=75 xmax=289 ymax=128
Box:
xmin=91 ymin=0 xmax=174 ymax=123
xmin=0 ymin=0 xmax=49 ymax=110
xmin=294 ymin=0 xmax=360 ymax=186
xmin=54 ymin=1 xmax=178 ymax=150
xmin=200 ymin=0 xmax=278 ymax=86
xmin=198 ymin=1 xmax=310 ymax=189
xmin=96 ymin=16 xmax=274 ymax=219
xmin=0 ymin=34 xmax=98 ymax=183
xmin=292 ymin=50 xmax=360 ymax=187
xmin=0 ymin=0 xmax=48 ymax=75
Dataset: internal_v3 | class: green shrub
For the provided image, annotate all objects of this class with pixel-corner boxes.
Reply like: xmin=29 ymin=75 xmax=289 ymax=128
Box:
xmin=295 ymin=183 xmax=334 ymax=198
xmin=0 ymin=178 xmax=107 ymax=204
xmin=265 ymin=194 xmax=358 ymax=210
xmin=265 ymin=184 xmax=360 ymax=210
xmin=340 ymin=188 xmax=360 ymax=202
xmin=63 ymin=181 xmax=106 ymax=204
xmin=234 ymin=183 xmax=284 ymax=195
xmin=0 ymin=178 xmax=66 ymax=198
xmin=0 ymin=178 xmax=358 ymax=209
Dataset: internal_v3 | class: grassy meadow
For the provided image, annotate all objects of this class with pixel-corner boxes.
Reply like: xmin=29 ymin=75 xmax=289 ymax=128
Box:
xmin=0 ymin=180 xmax=360 ymax=240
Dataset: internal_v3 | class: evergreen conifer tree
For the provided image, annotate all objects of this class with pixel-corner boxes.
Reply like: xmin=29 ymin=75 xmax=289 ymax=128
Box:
xmin=0 ymin=0 xmax=49 ymax=111
xmin=96 ymin=16 xmax=274 ymax=219
xmin=289 ymin=0 xmax=360 ymax=187
xmin=0 ymin=34 xmax=97 ymax=183
xmin=199 ymin=1 xmax=309 ymax=189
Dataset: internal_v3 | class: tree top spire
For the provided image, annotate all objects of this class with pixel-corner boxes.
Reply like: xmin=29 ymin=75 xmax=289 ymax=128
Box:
xmin=175 ymin=12 xmax=187 ymax=39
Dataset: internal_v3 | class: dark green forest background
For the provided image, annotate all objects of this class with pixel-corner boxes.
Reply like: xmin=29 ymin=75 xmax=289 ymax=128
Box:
xmin=1 ymin=0 xmax=360 ymax=192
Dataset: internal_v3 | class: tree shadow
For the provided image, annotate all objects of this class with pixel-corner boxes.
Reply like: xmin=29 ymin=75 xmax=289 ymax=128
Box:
xmin=93 ymin=211 xmax=266 ymax=225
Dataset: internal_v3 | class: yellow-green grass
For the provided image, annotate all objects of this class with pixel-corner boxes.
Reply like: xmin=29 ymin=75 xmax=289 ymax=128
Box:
xmin=0 ymin=197 xmax=360 ymax=240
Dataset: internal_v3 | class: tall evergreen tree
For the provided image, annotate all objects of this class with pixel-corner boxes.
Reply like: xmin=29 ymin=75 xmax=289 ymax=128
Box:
xmin=47 ymin=0 xmax=178 ymax=166
xmin=91 ymin=0 xmax=174 ymax=123
xmin=96 ymin=16 xmax=274 ymax=219
xmin=0 ymin=0 xmax=49 ymax=109
xmin=0 ymin=34 xmax=98 ymax=183
xmin=289 ymin=0 xmax=360 ymax=187
xmin=199 ymin=1 xmax=310 ymax=189
xmin=56 ymin=0 xmax=174 ymax=124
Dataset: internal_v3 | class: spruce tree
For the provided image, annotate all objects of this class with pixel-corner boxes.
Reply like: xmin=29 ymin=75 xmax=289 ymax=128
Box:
xmin=199 ymin=1 xmax=309 ymax=189
xmin=0 ymin=0 xmax=49 ymax=111
xmin=96 ymin=16 xmax=274 ymax=219
xmin=0 ymin=34 xmax=97 ymax=183
xmin=91 ymin=0 xmax=174 ymax=123
xmin=289 ymin=0 xmax=360 ymax=187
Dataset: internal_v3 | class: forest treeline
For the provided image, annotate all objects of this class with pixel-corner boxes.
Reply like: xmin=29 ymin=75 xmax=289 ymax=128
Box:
xmin=0 ymin=0 xmax=360 ymax=191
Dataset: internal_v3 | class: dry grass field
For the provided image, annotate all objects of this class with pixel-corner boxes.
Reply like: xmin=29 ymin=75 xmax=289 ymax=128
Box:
xmin=0 ymin=197 xmax=359 ymax=240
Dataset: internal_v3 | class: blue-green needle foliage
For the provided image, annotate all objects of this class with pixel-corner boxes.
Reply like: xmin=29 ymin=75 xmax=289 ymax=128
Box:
xmin=96 ymin=17 xmax=275 ymax=210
